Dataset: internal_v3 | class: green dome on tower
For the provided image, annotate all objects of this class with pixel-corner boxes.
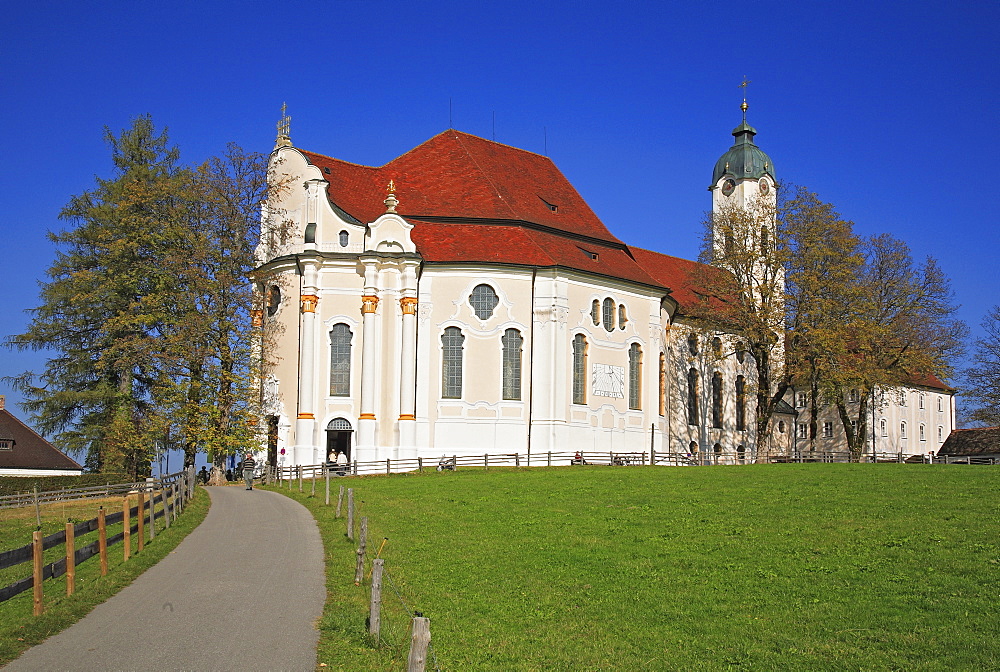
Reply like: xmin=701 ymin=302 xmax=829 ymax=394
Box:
xmin=711 ymin=118 xmax=775 ymax=187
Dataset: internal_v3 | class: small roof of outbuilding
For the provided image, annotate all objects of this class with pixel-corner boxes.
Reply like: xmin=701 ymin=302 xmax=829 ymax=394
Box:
xmin=0 ymin=404 xmax=82 ymax=472
xmin=937 ymin=427 xmax=1000 ymax=457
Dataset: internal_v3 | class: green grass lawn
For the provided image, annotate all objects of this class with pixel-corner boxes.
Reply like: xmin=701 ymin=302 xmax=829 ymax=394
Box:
xmin=0 ymin=488 xmax=210 ymax=667
xmin=273 ymin=464 xmax=999 ymax=671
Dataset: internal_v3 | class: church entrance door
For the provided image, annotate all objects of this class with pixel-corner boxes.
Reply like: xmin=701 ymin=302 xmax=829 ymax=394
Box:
xmin=326 ymin=418 xmax=353 ymax=462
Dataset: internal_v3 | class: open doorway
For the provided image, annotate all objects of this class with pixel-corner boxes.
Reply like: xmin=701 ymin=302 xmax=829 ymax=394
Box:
xmin=326 ymin=418 xmax=353 ymax=462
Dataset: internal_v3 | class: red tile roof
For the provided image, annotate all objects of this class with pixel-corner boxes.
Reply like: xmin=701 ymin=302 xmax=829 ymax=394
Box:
xmin=629 ymin=246 xmax=734 ymax=313
xmin=0 ymin=409 xmax=83 ymax=472
xmin=301 ymin=130 xmax=623 ymax=245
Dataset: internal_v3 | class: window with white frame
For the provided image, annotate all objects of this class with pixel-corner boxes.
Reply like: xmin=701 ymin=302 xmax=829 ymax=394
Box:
xmin=938 ymin=426 xmax=943 ymax=442
xmin=618 ymin=304 xmax=628 ymax=330
xmin=501 ymin=329 xmax=523 ymax=401
xmin=687 ymin=368 xmax=699 ymax=425
xmin=919 ymin=424 xmax=926 ymax=441
xmin=628 ymin=343 xmax=642 ymax=410
xmin=919 ymin=393 xmax=925 ymax=409
xmin=938 ymin=397 xmax=943 ymax=412
xmin=797 ymin=423 xmax=807 ymax=439
xmin=823 ymin=422 xmax=833 ymax=438
xmin=469 ymin=284 xmax=499 ymax=320
xmin=796 ymin=392 xmax=808 ymax=408
xmin=591 ymin=300 xmax=600 ymax=326
xmin=572 ymin=334 xmax=587 ymax=405
xmin=848 ymin=388 xmax=859 ymax=403
xmin=329 ymin=323 xmax=353 ymax=396
xmin=901 ymin=421 xmax=907 ymax=439
xmin=881 ymin=419 xmax=887 ymax=437
xmin=602 ymin=298 xmax=615 ymax=333
xmin=441 ymin=327 xmax=465 ymax=398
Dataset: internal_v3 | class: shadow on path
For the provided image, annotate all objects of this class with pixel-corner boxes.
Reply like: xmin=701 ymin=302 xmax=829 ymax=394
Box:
xmin=4 ymin=486 xmax=325 ymax=672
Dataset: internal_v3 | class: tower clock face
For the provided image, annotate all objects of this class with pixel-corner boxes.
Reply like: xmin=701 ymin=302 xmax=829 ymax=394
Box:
xmin=759 ymin=179 xmax=770 ymax=195
xmin=721 ymin=178 xmax=736 ymax=197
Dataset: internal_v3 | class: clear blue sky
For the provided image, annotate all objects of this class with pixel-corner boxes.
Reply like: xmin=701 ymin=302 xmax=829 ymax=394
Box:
xmin=2 ymin=0 xmax=997 ymax=430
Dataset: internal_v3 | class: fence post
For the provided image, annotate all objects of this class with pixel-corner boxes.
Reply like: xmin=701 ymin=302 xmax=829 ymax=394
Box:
xmin=137 ymin=492 xmax=145 ymax=552
xmin=298 ymin=466 xmax=303 ymax=492
xmin=355 ymin=516 xmax=368 ymax=586
xmin=547 ymin=451 xmax=551 ymax=467
xmin=515 ymin=453 xmax=520 ymax=468
xmin=369 ymin=558 xmax=384 ymax=639
xmin=311 ymin=467 xmax=316 ymax=496
xmin=418 ymin=456 xmax=423 ymax=472
xmin=484 ymin=454 xmax=488 ymax=471
xmin=98 ymin=507 xmax=108 ymax=576
xmin=33 ymin=485 xmax=41 ymax=529
xmin=408 ymin=616 xmax=431 ymax=672
xmin=164 ymin=486 xmax=172 ymax=529
xmin=336 ymin=485 xmax=345 ymax=518
xmin=123 ymin=497 xmax=131 ymax=562
xmin=325 ymin=464 xmax=331 ymax=506
xmin=65 ymin=521 xmax=76 ymax=596
xmin=32 ymin=530 xmax=43 ymax=616
xmin=148 ymin=483 xmax=156 ymax=541
xmin=347 ymin=488 xmax=355 ymax=541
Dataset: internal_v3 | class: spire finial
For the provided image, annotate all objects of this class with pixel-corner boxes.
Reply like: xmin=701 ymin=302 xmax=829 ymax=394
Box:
xmin=275 ymin=102 xmax=292 ymax=148
xmin=738 ymin=77 xmax=751 ymax=121
xmin=384 ymin=179 xmax=398 ymax=213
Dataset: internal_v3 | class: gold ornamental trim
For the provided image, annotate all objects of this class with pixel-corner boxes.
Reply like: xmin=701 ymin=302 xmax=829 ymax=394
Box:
xmin=398 ymin=413 xmax=416 ymax=421
xmin=301 ymin=294 xmax=319 ymax=313
xmin=361 ymin=295 xmax=379 ymax=314
xmin=359 ymin=412 xmax=376 ymax=420
xmin=297 ymin=412 xmax=315 ymax=420
xmin=400 ymin=297 xmax=418 ymax=315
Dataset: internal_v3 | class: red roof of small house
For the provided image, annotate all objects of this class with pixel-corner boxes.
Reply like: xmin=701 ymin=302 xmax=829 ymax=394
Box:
xmin=904 ymin=372 xmax=955 ymax=393
xmin=0 ymin=408 xmax=82 ymax=472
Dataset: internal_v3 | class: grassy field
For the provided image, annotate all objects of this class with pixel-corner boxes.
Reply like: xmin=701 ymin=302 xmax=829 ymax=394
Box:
xmin=272 ymin=464 xmax=999 ymax=671
xmin=0 ymin=488 xmax=210 ymax=667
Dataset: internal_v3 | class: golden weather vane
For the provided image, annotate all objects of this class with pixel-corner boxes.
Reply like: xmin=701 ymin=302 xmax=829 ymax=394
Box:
xmin=738 ymin=77 xmax=751 ymax=119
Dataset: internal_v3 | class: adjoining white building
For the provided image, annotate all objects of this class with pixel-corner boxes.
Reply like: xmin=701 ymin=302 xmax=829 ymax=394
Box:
xmin=253 ymin=110 xmax=951 ymax=468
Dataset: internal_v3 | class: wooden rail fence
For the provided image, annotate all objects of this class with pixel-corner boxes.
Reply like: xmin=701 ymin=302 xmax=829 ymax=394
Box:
xmin=0 ymin=467 xmax=196 ymax=616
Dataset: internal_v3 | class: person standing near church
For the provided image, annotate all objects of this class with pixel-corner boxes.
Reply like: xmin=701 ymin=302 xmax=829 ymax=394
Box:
xmin=242 ymin=453 xmax=257 ymax=490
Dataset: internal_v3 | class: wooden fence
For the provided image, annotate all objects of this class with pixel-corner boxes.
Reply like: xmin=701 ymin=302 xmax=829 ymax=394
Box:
xmin=0 ymin=467 xmax=196 ymax=615
xmin=264 ymin=447 xmax=992 ymax=485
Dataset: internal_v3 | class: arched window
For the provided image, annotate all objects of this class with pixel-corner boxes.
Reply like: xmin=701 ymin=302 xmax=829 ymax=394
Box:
xmin=329 ymin=323 xmax=352 ymax=396
xmin=441 ymin=327 xmax=465 ymax=398
xmin=339 ymin=230 xmax=349 ymax=247
xmin=689 ymin=440 xmax=699 ymax=454
xmin=658 ymin=352 xmax=666 ymax=416
xmin=687 ymin=368 xmax=699 ymax=425
xmin=919 ymin=393 xmax=925 ymax=409
xmin=735 ymin=375 xmax=746 ymax=431
xmin=712 ymin=337 xmax=722 ymax=358
xmin=469 ymin=284 xmax=499 ymax=320
xmin=919 ymin=423 xmax=926 ymax=441
xmin=714 ymin=443 xmax=722 ymax=455
xmin=602 ymin=298 xmax=615 ymax=333
xmin=572 ymin=334 xmax=588 ymax=405
xmin=687 ymin=333 xmax=699 ymax=356
xmin=618 ymin=304 xmax=628 ymax=330
xmin=711 ymin=372 xmax=723 ymax=428
xmin=938 ymin=426 xmax=943 ymax=442
xmin=628 ymin=343 xmax=642 ymax=410
xmin=880 ymin=419 xmax=887 ymax=437
xmin=267 ymin=285 xmax=281 ymax=316
xmin=760 ymin=226 xmax=769 ymax=256
xmin=736 ymin=341 xmax=746 ymax=363
xmin=591 ymin=299 xmax=600 ymax=326
xmin=502 ymin=329 xmax=523 ymax=401
xmin=900 ymin=421 xmax=907 ymax=439
xmin=737 ymin=444 xmax=746 ymax=463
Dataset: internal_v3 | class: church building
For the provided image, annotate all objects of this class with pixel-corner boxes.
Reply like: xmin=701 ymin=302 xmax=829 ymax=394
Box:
xmin=253 ymin=108 xmax=950 ymax=468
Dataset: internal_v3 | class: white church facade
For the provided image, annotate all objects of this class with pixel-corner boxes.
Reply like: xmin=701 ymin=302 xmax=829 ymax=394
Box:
xmin=253 ymin=112 xmax=953 ymax=468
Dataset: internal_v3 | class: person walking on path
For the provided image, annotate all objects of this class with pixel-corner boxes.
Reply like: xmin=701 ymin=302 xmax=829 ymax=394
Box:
xmin=242 ymin=452 xmax=257 ymax=490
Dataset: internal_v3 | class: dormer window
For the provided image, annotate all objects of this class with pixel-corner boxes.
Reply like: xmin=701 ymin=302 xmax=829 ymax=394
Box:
xmin=578 ymin=247 xmax=598 ymax=261
xmin=0 ymin=438 xmax=13 ymax=450
xmin=540 ymin=197 xmax=558 ymax=212
xmin=323 ymin=167 xmax=332 ymax=175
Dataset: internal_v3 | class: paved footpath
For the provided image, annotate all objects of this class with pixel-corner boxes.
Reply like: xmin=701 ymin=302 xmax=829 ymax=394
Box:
xmin=5 ymin=486 xmax=325 ymax=672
